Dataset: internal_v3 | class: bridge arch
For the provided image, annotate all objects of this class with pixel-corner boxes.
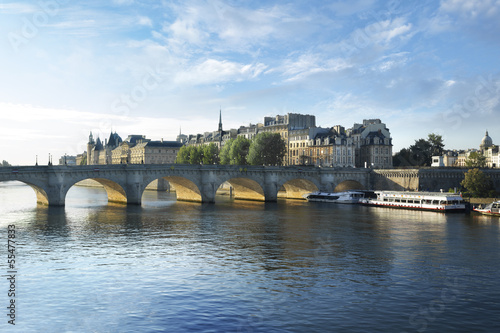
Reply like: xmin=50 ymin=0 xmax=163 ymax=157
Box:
xmin=161 ymin=176 xmax=203 ymax=202
xmin=333 ymin=180 xmax=365 ymax=192
xmin=67 ymin=178 xmax=128 ymax=204
xmin=142 ymin=174 xmax=204 ymax=203
xmin=216 ymin=177 xmax=266 ymax=201
xmin=1 ymin=180 xmax=49 ymax=205
xmin=276 ymin=174 xmax=321 ymax=200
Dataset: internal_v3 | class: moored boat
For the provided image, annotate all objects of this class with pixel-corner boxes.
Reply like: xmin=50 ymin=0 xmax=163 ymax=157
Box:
xmin=359 ymin=191 xmax=465 ymax=212
xmin=473 ymin=201 xmax=500 ymax=216
xmin=304 ymin=190 xmax=376 ymax=204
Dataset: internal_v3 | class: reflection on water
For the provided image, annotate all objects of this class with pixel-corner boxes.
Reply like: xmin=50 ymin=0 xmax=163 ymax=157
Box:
xmin=1 ymin=182 xmax=500 ymax=332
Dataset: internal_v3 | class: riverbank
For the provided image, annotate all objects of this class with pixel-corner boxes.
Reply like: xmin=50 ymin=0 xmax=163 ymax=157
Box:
xmin=467 ymin=197 xmax=498 ymax=205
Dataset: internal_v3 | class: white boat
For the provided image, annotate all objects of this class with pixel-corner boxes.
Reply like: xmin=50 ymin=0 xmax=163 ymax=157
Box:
xmin=473 ymin=201 xmax=500 ymax=216
xmin=359 ymin=191 xmax=465 ymax=212
xmin=303 ymin=190 xmax=376 ymax=204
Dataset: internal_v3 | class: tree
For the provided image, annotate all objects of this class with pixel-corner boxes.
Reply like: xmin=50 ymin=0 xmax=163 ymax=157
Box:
xmin=428 ymin=133 xmax=444 ymax=156
xmin=409 ymin=139 xmax=432 ymax=166
xmin=219 ymin=139 xmax=234 ymax=165
xmin=229 ymin=136 xmax=251 ymax=165
xmin=202 ymin=143 xmax=219 ymax=165
xmin=175 ymin=146 xmax=190 ymax=164
xmin=461 ymin=168 xmax=496 ymax=197
xmin=465 ymin=151 xmax=487 ymax=168
xmin=393 ymin=133 xmax=445 ymax=167
xmin=393 ymin=148 xmax=412 ymax=167
xmin=175 ymin=145 xmax=203 ymax=164
xmin=79 ymin=155 xmax=87 ymax=165
xmin=1 ymin=160 xmax=11 ymax=167
xmin=247 ymin=132 xmax=286 ymax=166
xmin=188 ymin=146 xmax=202 ymax=164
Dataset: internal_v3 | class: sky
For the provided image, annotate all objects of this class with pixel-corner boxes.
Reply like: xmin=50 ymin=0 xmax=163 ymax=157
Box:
xmin=1 ymin=0 xmax=499 ymax=165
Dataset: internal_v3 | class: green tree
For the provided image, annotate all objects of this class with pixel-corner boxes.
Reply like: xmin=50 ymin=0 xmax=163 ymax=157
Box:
xmin=175 ymin=145 xmax=190 ymax=164
xmin=219 ymin=139 xmax=234 ymax=165
xmin=80 ymin=155 xmax=87 ymax=165
xmin=428 ymin=133 xmax=444 ymax=156
xmin=461 ymin=168 xmax=496 ymax=197
xmin=1 ymin=160 xmax=11 ymax=167
xmin=409 ymin=138 xmax=432 ymax=166
xmin=393 ymin=148 xmax=412 ymax=167
xmin=175 ymin=145 xmax=203 ymax=164
xmin=188 ymin=146 xmax=202 ymax=164
xmin=465 ymin=151 xmax=487 ymax=168
xmin=229 ymin=136 xmax=251 ymax=165
xmin=393 ymin=133 xmax=446 ymax=167
xmin=202 ymin=143 xmax=219 ymax=165
xmin=247 ymin=132 xmax=286 ymax=166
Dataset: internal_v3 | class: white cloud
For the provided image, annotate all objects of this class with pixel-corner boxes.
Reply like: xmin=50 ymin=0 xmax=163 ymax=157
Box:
xmin=279 ymin=53 xmax=352 ymax=82
xmin=360 ymin=17 xmax=413 ymax=45
xmin=440 ymin=0 xmax=500 ymax=19
xmin=161 ymin=1 xmax=321 ymax=54
xmin=137 ymin=16 xmax=153 ymax=27
xmin=429 ymin=0 xmax=500 ymax=41
xmin=174 ymin=59 xmax=267 ymax=86
xmin=0 ymin=3 xmax=37 ymax=14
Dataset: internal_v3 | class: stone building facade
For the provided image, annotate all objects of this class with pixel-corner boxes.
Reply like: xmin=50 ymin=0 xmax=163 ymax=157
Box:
xmin=432 ymin=131 xmax=500 ymax=168
xmin=180 ymin=113 xmax=393 ymax=168
xmin=85 ymin=132 xmax=182 ymax=165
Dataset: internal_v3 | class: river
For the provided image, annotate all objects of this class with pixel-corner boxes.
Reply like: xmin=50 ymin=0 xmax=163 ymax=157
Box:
xmin=1 ymin=181 xmax=499 ymax=332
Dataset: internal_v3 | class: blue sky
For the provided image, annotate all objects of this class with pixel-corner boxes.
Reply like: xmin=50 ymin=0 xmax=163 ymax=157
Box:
xmin=1 ymin=0 xmax=499 ymax=165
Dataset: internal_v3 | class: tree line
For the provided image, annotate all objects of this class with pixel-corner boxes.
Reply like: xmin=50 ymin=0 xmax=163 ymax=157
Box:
xmin=175 ymin=132 xmax=287 ymax=166
xmin=394 ymin=133 xmax=487 ymax=168
xmin=393 ymin=133 xmax=497 ymax=197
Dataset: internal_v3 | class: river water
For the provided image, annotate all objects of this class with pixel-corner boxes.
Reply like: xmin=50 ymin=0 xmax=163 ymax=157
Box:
xmin=1 ymin=181 xmax=499 ymax=333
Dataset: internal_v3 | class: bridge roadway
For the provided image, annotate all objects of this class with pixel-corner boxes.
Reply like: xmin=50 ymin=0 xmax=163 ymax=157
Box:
xmin=0 ymin=164 xmax=371 ymax=206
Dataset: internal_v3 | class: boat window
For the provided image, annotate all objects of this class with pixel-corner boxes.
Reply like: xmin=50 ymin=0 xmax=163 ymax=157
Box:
xmin=395 ymin=199 xmax=400 ymax=203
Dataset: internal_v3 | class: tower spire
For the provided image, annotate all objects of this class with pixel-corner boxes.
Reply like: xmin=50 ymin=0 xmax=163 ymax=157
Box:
xmin=218 ymin=108 xmax=223 ymax=132
xmin=218 ymin=108 xmax=223 ymax=146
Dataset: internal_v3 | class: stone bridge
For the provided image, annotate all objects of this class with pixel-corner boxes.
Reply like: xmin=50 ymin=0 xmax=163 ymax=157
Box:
xmin=0 ymin=165 xmax=371 ymax=206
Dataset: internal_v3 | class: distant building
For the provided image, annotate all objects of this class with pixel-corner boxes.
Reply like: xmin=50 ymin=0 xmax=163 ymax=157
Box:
xmin=83 ymin=131 xmax=182 ymax=165
xmin=181 ymin=112 xmax=393 ymax=168
xmin=432 ymin=131 xmax=499 ymax=168
xmin=431 ymin=151 xmax=459 ymax=167
xmin=58 ymin=155 xmax=77 ymax=166
xmin=87 ymin=131 xmax=123 ymax=165
xmin=129 ymin=140 xmax=183 ymax=164
xmin=351 ymin=119 xmax=393 ymax=168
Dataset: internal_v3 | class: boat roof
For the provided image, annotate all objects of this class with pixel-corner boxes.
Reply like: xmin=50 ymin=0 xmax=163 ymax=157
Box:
xmin=374 ymin=191 xmax=463 ymax=199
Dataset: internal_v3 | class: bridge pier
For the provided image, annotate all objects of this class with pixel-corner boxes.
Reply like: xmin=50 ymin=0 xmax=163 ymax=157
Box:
xmin=125 ymin=182 xmax=143 ymax=205
xmin=319 ymin=173 xmax=335 ymax=192
xmin=43 ymin=172 xmax=68 ymax=206
xmin=200 ymin=171 xmax=217 ymax=203
xmin=264 ymin=172 xmax=279 ymax=202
